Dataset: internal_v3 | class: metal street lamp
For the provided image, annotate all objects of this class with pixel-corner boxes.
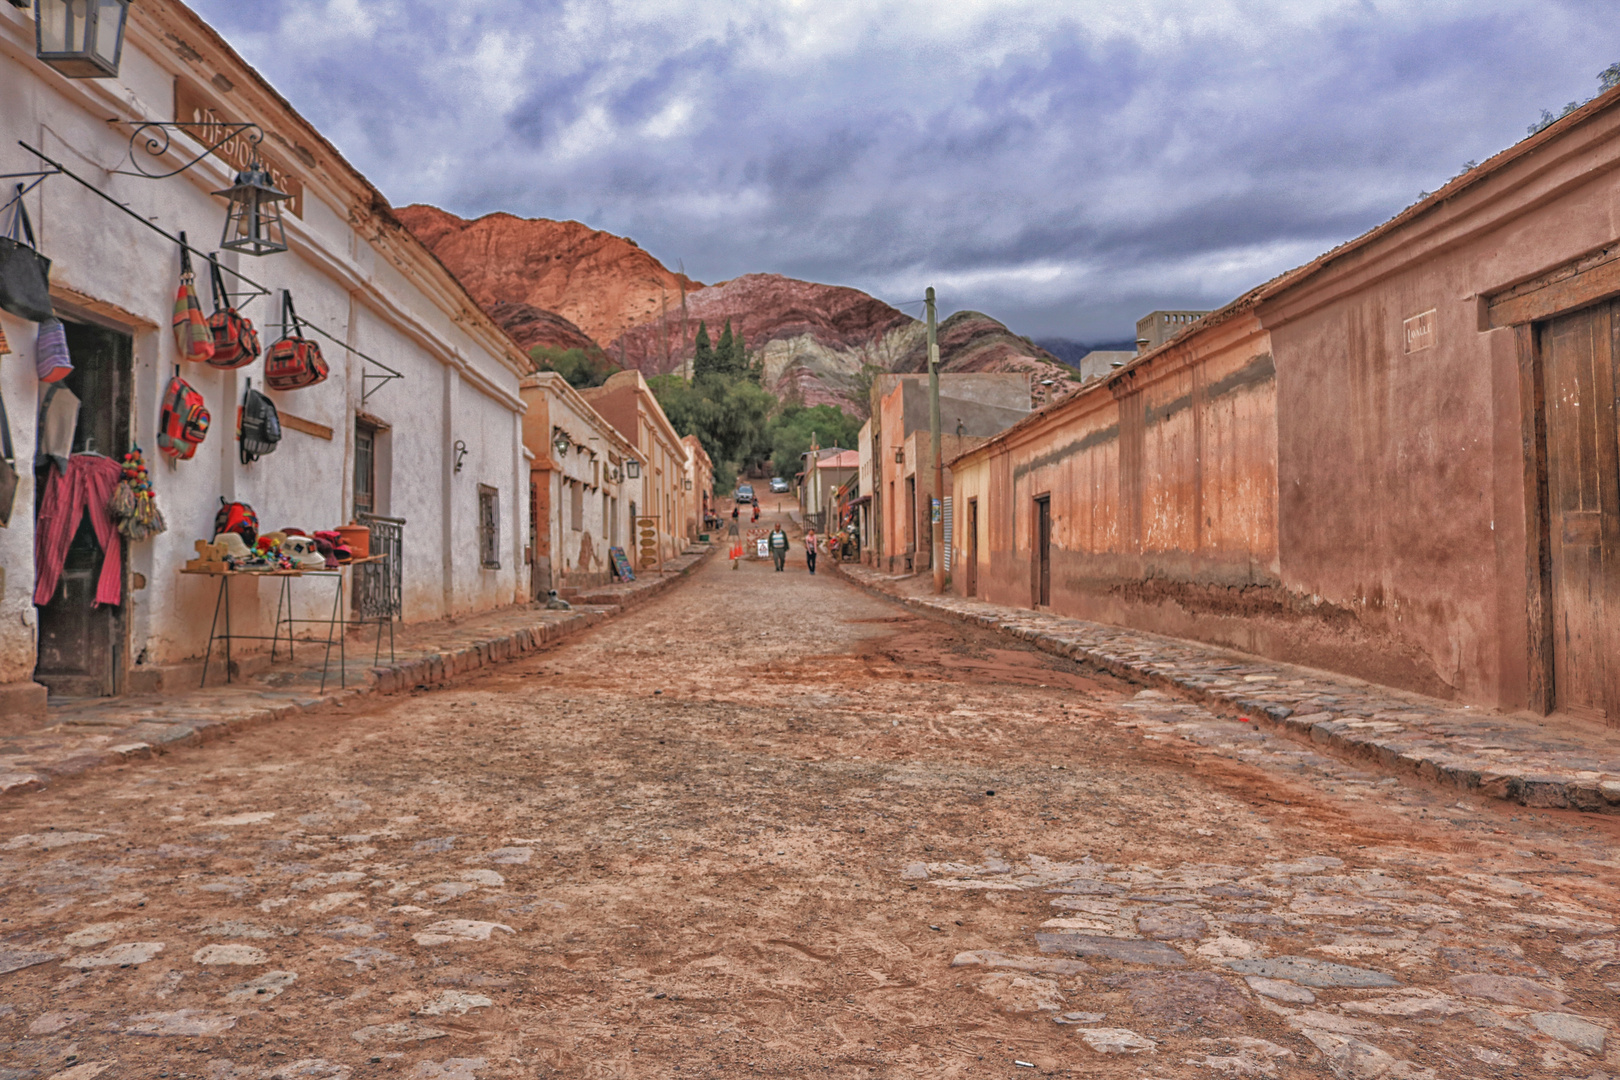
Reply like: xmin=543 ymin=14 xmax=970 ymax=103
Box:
xmin=35 ymin=0 xmax=130 ymax=78
xmin=215 ymin=163 xmax=290 ymax=256
xmin=551 ymin=430 xmax=571 ymax=458
xmin=625 ymin=460 xmax=642 ymax=479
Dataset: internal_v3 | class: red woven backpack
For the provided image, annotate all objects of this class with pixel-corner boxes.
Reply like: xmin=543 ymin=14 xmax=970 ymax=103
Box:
xmin=265 ymin=292 xmax=329 ymax=390
xmin=205 ymin=255 xmax=260 ymax=370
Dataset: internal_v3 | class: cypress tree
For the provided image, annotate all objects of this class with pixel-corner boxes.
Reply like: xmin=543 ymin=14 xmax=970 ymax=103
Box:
xmin=721 ymin=319 xmax=746 ymax=375
xmin=692 ymin=321 xmax=717 ymax=378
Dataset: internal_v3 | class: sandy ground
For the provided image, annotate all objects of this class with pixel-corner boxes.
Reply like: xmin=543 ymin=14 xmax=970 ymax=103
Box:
xmin=2 ymin=508 xmax=1618 ymax=1080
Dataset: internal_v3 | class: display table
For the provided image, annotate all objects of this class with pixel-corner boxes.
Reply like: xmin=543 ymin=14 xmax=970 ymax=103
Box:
xmin=180 ymin=554 xmax=391 ymax=691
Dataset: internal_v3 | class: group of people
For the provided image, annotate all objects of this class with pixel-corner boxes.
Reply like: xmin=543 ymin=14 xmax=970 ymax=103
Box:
xmin=727 ymin=500 xmax=818 ymax=574
xmin=767 ymin=525 xmax=817 ymax=574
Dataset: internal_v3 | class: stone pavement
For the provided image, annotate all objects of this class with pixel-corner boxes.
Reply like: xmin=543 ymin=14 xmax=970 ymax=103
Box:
xmin=0 ymin=545 xmax=713 ymax=800
xmin=837 ymin=562 xmax=1620 ymax=815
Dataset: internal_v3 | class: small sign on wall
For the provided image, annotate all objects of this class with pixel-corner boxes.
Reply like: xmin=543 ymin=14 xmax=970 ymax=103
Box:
xmin=1403 ymin=309 xmax=1437 ymax=353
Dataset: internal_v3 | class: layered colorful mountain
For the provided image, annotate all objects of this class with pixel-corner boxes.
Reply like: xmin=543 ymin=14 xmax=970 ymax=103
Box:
xmin=398 ymin=205 xmax=1073 ymax=409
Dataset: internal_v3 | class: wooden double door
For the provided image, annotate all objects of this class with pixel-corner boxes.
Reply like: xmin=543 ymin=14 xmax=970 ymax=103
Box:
xmin=1538 ymin=299 xmax=1620 ymax=722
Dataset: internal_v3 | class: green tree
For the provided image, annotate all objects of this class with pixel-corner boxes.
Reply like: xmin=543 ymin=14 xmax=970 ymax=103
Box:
xmin=528 ymin=346 xmax=618 ymax=389
xmin=648 ymin=370 xmax=775 ymax=475
xmin=691 ymin=321 xmax=719 ymax=377
xmin=766 ymin=404 xmax=862 ymax=477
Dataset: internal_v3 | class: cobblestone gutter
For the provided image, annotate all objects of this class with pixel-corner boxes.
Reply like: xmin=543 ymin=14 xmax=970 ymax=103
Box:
xmin=0 ymin=546 xmax=715 ymax=799
xmin=836 ymin=562 xmax=1620 ymax=815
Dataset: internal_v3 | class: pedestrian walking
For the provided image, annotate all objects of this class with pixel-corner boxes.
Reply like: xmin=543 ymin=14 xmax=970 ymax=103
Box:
xmin=768 ymin=524 xmax=790 ymax=572
xmin=752 ymin=502 xmax=760 ymax=523
xmin=805 ymin=529 xmax=818 ymax=575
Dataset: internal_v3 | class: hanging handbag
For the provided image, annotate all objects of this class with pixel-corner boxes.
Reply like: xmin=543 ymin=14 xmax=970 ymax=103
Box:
xmin=206 ymin=255 xmax=260 ymax=369
xmin=264 ymin=291 xmax=329 ymax=390
xmin=238 ymin=377 xmax=282 ymax=464
xmin=0 ymin=185 xmax=53 ymax=323
xmin=0 ymin=384 xmax=18 ymax=527
xmin=35 ymin=316 xmax=72 ymax=382
xmin=172 ymin=234 xmax=215 ymax=363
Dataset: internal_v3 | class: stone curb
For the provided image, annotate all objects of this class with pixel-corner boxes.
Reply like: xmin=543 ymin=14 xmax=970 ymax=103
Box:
xmin=834 ymin=562 xmax=1620 ymax=815
xmin=2 ymin=545 xmax=716 ymax=800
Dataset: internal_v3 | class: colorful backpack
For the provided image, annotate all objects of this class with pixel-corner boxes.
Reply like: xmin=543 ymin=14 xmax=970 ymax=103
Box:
xmin=214 ymin=497 xmax=259 ymax=548
xmin=238 ymin=378 xmax=282 ymax=464
xmin=264 ymin=292 xmax=328 ymax=390
xmin=156 ymin=374 xmax=209 ymax=460
xmin=205 ymin=255 xmax=260 ymax=369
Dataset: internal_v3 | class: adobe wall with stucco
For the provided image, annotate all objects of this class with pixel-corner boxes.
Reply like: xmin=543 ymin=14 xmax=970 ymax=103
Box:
xmin=952 ymin=313 xmax=1281 ymax=648
xmin=1256 ymin=84 xmax=1620 ymax=709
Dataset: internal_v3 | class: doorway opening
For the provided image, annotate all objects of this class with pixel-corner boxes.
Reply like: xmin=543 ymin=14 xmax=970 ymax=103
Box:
xmin=1033 ymin=494 xmax=1051 ymax=608
xmin=966 ymin=497 xmax=978 ymax=597
xmin=34 ymin=316 xmax=133 ymax=698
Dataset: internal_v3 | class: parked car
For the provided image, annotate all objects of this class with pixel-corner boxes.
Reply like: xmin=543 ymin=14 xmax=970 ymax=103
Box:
xmin=735 ymin=484 xmax=755 ymax=504
xmin=769 ymin=477 xmax=791 ymax=494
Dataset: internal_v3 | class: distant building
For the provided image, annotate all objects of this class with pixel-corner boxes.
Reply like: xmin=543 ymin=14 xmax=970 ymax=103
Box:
xmin=1075 ymin=350 xmax=1136 ymax=381
xmin=1135 ymin=311 xmax=1212 ymax=353
xmin=579 ymin=371 xmax=693 ymax=570
xmin=868 ymin=373 xmax=1030 ymax=574
xmin=520 ymin=373 xmax=636 ymax=596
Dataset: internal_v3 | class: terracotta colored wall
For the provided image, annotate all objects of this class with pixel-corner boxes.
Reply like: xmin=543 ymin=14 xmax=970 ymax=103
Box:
xmin=956 ymin=313 xmax=1282 ymax=648
xmin=1256 ymin=94 xmax=1620 ymax=709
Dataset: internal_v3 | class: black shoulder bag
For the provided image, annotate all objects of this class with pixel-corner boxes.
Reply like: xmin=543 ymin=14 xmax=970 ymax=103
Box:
xmin=0 ymin=185 xmax=54 ymax=322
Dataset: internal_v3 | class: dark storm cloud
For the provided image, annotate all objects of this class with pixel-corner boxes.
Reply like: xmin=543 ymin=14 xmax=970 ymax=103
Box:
xmin=188 ymin=0 xmax=1618 ymax=339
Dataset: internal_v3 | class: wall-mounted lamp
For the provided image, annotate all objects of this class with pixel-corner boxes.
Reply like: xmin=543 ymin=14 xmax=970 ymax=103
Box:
xmin=625 ymin=459 xmax=642 ymax=479
xmin=215 ymin=164 xmax=290 ymax=256
xmin=894 ymin=448 xmax=904 ymax=464
xmin=552 ymin=429 xmax=570 ymax=458
xmin=683 ymin=478 xmax=693 ymax=491
xmin=453 ymin=439 xmax=468 ymax=473
xmin=35 ymin=0 xmax=131 ymax=79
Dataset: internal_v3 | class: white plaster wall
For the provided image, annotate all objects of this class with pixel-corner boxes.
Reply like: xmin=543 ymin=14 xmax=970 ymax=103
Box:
xmin=0 ymin=4 xmax=528 ymax=680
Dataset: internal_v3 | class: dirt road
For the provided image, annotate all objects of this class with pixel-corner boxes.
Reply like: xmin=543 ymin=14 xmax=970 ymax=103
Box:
xmin=2 ymin=511 xmax=1618 ymax=1079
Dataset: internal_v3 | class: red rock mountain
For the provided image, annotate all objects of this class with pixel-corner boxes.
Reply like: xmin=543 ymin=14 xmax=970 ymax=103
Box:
xmin=398 ymin=205 xmax=1072 ymax=408
xmin=395 ymin=205 xmax=701 ymax=348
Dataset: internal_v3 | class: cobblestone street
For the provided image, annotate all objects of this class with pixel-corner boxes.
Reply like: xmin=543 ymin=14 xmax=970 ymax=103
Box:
xmin=2 ymin=517 xmax=1619 ymax=1080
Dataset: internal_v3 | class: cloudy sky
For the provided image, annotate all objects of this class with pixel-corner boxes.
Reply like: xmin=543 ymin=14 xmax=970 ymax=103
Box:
xmin=192 ymin=0 xmax=1617 ymax=342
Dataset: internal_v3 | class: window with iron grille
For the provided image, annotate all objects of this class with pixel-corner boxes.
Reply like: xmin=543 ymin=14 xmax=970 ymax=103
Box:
xmin=354 ymin=421 xmax=377 ymax=517
xmin=478 ymin=485 xmax=500 ymax=569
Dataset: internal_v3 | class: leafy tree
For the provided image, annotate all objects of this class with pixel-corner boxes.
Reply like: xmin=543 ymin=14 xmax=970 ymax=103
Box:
xmin=529 ymin=346 xmax=618 ymax=389
xmin=767 ymin=404 xmax=862 ymax=477
xmin=691 ymin=322 xmax=719 ymax=377
xmin=648 ymin=370 xmax=775 ymax=475
xmin=720 ymin=319 xmax=749 ymax=376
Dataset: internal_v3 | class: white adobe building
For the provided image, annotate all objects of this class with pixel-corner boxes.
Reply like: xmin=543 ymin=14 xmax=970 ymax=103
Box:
xmin=0 ymin=0 xmax=530 ymax=722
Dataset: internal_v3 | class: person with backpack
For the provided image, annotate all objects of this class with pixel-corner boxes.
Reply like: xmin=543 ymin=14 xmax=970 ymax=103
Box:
xmin=768 ymin=525 xmax=790 ymax=572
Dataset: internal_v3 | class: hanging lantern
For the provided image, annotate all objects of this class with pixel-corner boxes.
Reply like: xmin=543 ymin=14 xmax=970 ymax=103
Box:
xmin=625 ymin=460 xmax=642 ymax=479
xmin=215 ymin=163 xmax=290 ymax=256
xmin=35 ymin=0 xmax=130 ymax=78
xmin=552 ymin=430 xmax=571 ymax=458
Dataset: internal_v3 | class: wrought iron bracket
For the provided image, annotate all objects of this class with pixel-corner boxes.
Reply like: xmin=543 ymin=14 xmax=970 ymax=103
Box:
xmin=110 ymin=120 xmax=264 ymax=180
xmin=0 ymin=169 xmax=61 ymax=214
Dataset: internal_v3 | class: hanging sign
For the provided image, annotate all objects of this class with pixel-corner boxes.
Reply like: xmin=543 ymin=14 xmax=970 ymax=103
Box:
xmin=174 ymin=79 xmax=304 ymax=219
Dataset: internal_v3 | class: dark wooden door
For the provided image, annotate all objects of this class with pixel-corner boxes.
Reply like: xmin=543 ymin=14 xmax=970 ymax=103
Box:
xmin=35 ymin=318 xmax=131 ymax=698
xmin=1539 ymin=301 xmax=1620 ymax=722
xmin=1035 ymin=495 xmax=1051 ymax=607
xmin=966 ymin=498 xmax=978 ymax=597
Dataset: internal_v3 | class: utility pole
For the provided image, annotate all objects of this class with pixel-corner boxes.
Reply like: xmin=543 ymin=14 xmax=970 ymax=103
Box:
xmin=928 ymin=286 xmax=945 ymax=594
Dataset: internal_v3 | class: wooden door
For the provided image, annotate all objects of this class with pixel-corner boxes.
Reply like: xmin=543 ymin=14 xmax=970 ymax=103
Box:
xmin=1035 ymin=495 xmax=1051 ymax=607
xmin=35 ymin=318 xmax=131 ymax=698
xmin=966 ymin=498 xmax=978 ymax=597
xmin=1539 ymin=301 xmax=1620 ymax=721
